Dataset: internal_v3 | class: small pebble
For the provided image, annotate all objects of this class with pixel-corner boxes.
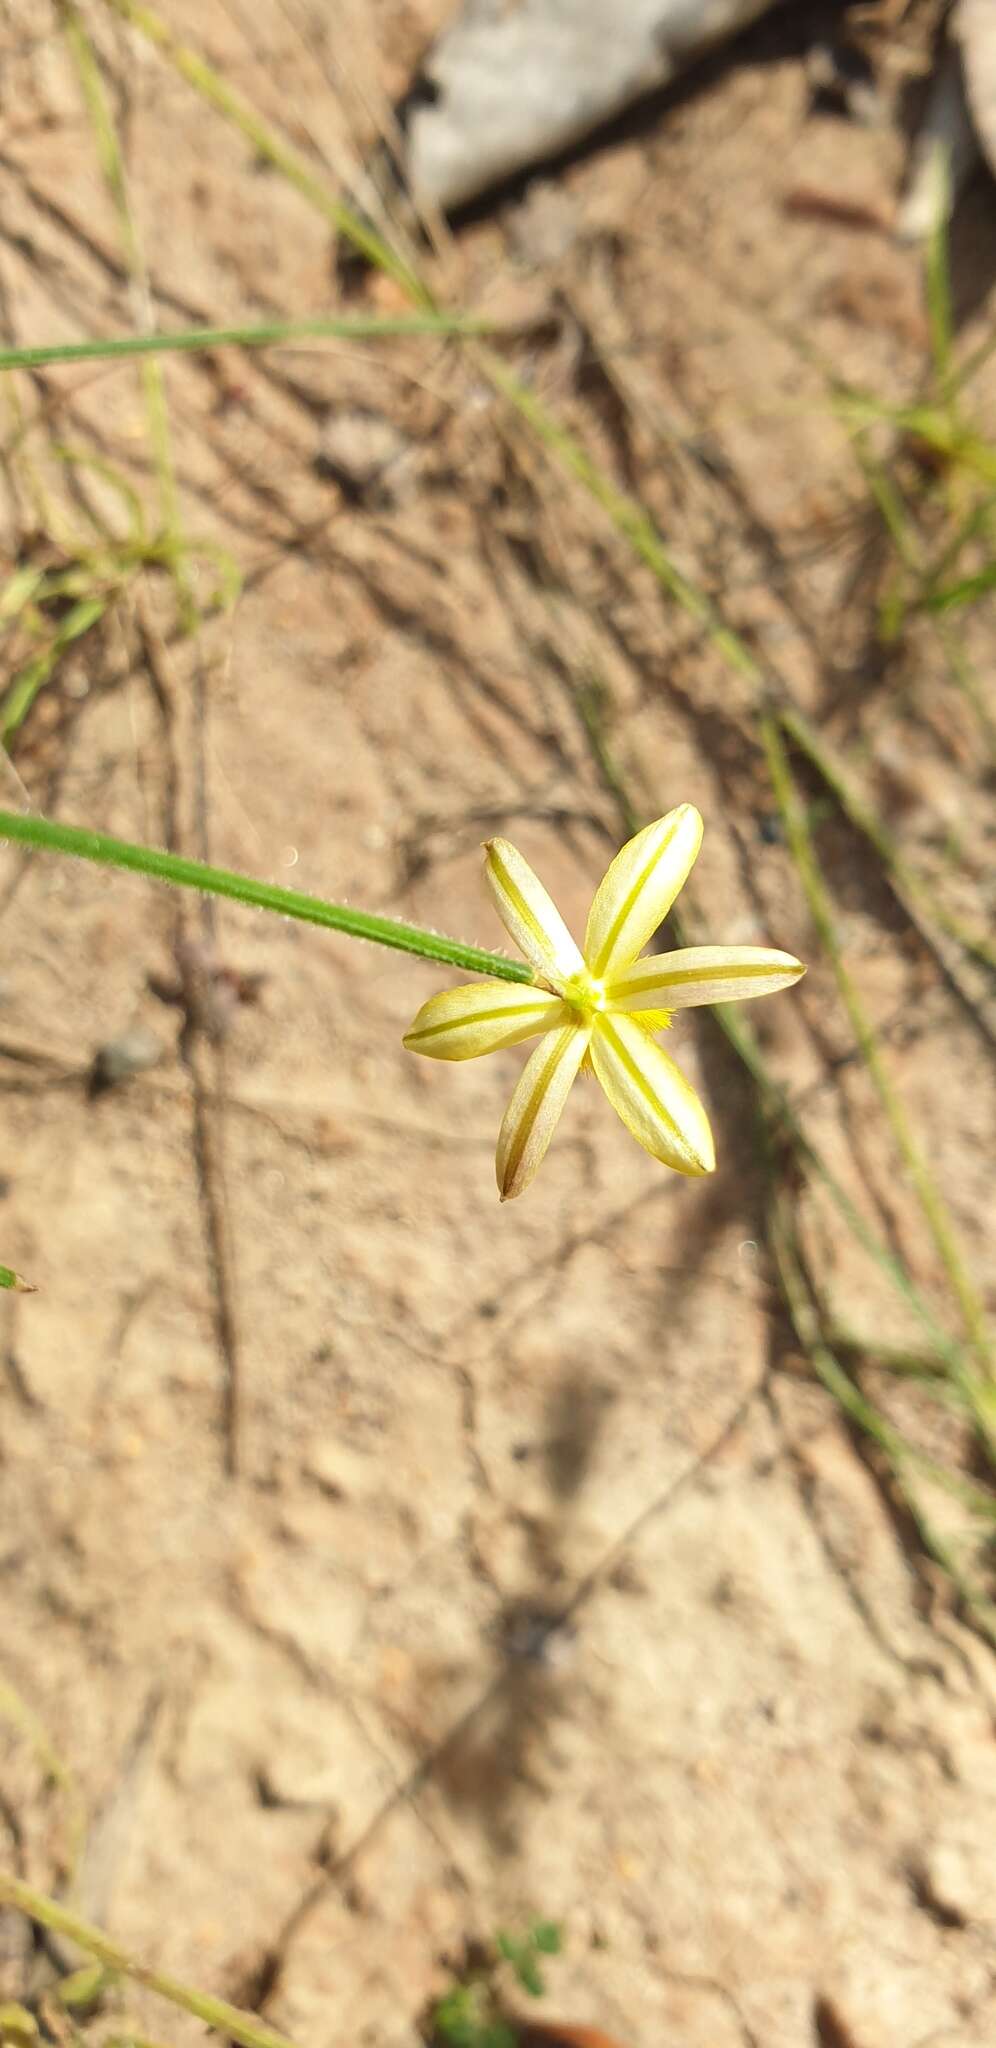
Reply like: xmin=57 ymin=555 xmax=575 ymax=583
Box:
xmin=507 ymin=180 xmax=582 ymax=267
xmin=88 ymin=1024 xmax=164 ymax=1096
xmin=314 ymin=408 xmax=416 ymax=507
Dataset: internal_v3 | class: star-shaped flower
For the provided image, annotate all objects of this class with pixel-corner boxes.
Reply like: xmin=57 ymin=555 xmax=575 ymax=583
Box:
xmin=404 ymin=805 xmax=803 ymax=1200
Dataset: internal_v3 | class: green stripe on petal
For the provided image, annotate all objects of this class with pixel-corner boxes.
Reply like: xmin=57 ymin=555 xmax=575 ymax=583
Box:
xmin=590 ymin=1012 xmax=715 ymax=1176
xmin=583 ymin=806 xmax=703 ymax=978
xmin=484 ymin=838 xmax=585 ymax=990
xmin=496 ymin=1022 xmax=590 ymax=1200
xmin=608 ymin=945 xmax=805 ymax=1011
xmin=404 ymin=981 xmax=569 ymax=1060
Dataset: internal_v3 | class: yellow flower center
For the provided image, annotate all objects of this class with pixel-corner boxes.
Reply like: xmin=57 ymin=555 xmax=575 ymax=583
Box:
xmin=563 ymin=967 xmax=609 ymax=1023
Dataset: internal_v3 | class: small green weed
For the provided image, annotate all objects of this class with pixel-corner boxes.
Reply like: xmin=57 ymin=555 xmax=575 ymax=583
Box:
xmin=430 ymin=1923 xmax=563 ymax=2048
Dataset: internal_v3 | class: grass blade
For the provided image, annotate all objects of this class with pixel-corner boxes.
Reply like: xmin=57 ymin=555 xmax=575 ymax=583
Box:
xmin=0 ymin=1874 xmax=301 ymax=2048
xmin=0 ymin=313 xmax=489 ymax=372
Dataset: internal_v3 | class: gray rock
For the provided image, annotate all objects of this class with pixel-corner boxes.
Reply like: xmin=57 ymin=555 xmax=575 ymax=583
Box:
xmin=314 ymin=408 xmax=417 ymax=508
xmin=399 ymin=0 xmax=781 ymax=212
xmin=897 ymin=45 xmax=980 ymax=243
xmin=958 ymin=0 xmax=996 ymax=178
xmin=899 ymin=0 xmax=996 ymax=243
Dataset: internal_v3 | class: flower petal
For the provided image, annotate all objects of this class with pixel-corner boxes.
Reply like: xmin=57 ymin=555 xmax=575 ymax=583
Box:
xmin=584 ymin=806 xmax=703 ymax=978
xmin=608 ymin=945 xmax=805 ymax=1011
xmin=496 ymin=1022 xmax=590 ymax=1200
xmin=484 ymin=838 xmax=584 ymax=991
xmin=590 ymin=1012 xmax=715 ymax=1176
xmin=404 ymin=981 xmax=569 ymax=1061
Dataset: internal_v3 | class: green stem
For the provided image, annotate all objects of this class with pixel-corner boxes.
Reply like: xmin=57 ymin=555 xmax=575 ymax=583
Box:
xmin=0 ymin=1874 xmax=300 ymax=2048
xmin=0 ymin=314 xmax=487 ymax=373
xmin=761 ymin=713 xmax=993 ymax=1390
xmin=482 ymin=352 xmax=762 ymax=687
xmin=0 ymin=808 xmax=531 ymax=983
xmin=778 ymin=703 xmax=996 ymax=970
xmin=574 ymin=683 xmax=972 ymax=1382
xmin=768 ymin=1194 xmax=996 ymax=1643
xmin=62 ymin=0 xmax=194 ymax=631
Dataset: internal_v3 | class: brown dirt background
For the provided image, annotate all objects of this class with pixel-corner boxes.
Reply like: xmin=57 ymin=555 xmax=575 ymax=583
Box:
xmin=1 ymin=4 xmax=995 ymax=2047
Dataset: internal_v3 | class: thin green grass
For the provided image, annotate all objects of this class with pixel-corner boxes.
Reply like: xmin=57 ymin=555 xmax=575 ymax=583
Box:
xmin=761 ymin=714 xmax=992 ymax=1393
xmin=0 ymin=1875 xmax=300 ymax=2048
xmin=830 ymin=203 xmax=996 ymax=715
xmin=0 ymin=15 xmax=237 ymax=761
xmin=100 ymin=0 xmax=426 ymax=299
xmin=60 ymin=0 xmax=194 ymax=627
xmin=0 ymin=312 xmax=489 ymax=371
xmin=0 ymin=492 xmax=236 ymax=743
xmin=1 ymin=596 xmax=105 ymax=742
xmin=769 ymin=1188 xmax=996 ymax=1648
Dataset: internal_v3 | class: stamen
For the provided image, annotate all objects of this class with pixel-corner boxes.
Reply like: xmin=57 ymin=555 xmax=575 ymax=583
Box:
xmin=563 ymin=969 xmax=608 ymax=1021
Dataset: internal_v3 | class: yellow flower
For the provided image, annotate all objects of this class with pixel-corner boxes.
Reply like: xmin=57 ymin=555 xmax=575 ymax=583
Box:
xmin=404 ymin=805 xmax=804 ymax=1200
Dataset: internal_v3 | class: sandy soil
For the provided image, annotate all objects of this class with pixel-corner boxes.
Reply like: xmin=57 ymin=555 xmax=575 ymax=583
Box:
xmin=1 ymin=5 xmax=995 ymax=2047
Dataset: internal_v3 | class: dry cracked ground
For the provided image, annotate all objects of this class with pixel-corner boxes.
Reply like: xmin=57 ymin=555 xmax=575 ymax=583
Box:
xmin=1 ymin=4 xmax=995 ymax=2047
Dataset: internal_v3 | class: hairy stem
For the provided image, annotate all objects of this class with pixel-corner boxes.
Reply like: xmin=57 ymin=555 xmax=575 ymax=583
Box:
xmin=0 ymin=809 xmax=531 ymax=982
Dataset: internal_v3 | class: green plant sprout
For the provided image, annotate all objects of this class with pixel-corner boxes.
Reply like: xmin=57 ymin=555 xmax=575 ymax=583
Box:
xmin=497 ymin=1921 xmax=563 ymax=1993
xmin=432 ymin=1984 xmax=516 ymax=2048
xmin=0 ymin=1263 xmax=35 ymax=1292
xmin=431 ymin=1922 xmax=563 ymax=2048
xmin=0 ymin=1882 xmax=561 ymax=2048
xmin=824 ymin=187 xmax=996 ymax=761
